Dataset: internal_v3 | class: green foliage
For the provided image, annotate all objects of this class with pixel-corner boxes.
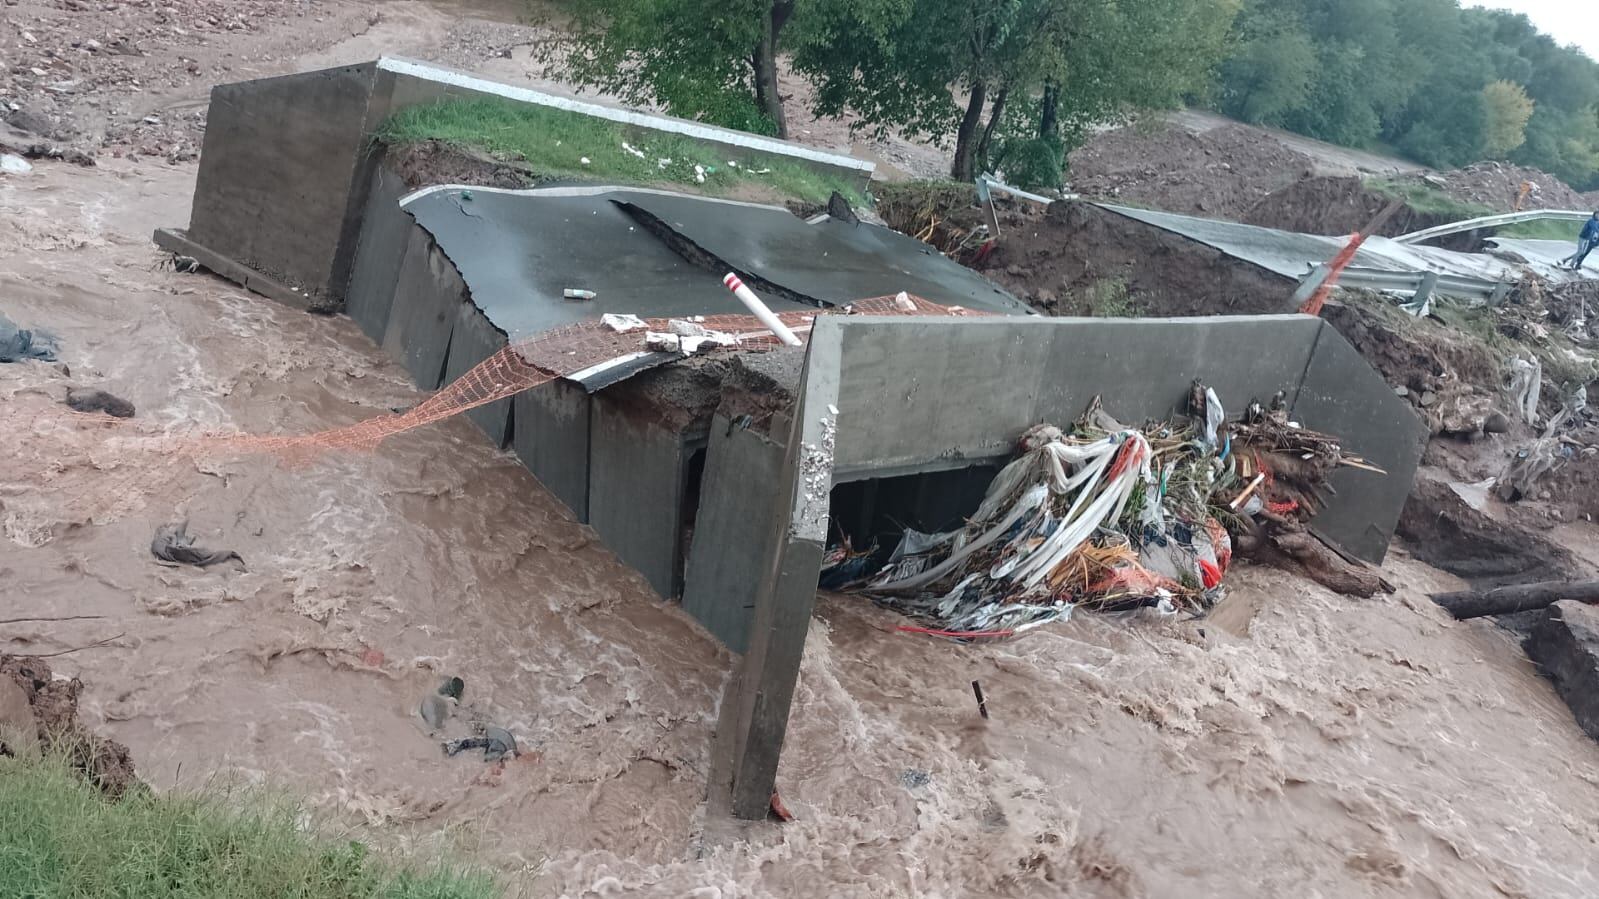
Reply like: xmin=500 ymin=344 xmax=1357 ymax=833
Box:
xmin=993 ymin=136 xmax=1063 ymax=191
xmin=1481 ymin=80 xmax=1535 ymax=157
xmin=1217 ymin=9 xmax=1317 ymax=124
xmin=796 ymin=0 xmax=1236 ymax=179
xmin=376 ymin=98 xmax=866 ymax=205
xmin=0 ymin=751 xmax=494 ymax=898
xmin=1083 ymin=278 xmax=1136 ymax=318
xmin=543 ymin=0 xmax=777 ymax=132
xmin=1364 ymin=178 xmax=1493 ymax=218
xmin=1213 ymin=0 xmax=1599 ymax=188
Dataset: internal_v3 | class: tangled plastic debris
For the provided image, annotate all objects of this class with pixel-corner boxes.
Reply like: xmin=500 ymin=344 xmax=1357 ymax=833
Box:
xmin=823 ymin=384 xmax=1380 ymax=639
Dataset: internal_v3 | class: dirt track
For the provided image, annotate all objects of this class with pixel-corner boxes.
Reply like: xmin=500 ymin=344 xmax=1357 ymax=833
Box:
xmin=6 ymin=2 xmax=1599 ymax=896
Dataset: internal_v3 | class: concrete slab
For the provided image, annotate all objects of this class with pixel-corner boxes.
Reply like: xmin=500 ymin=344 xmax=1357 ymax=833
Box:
xmin=1528 ymin=601 xmax=1599 ymax=742
xmin=827 ymin=315 xmax=1324 ymax=479
xmin=512 ymin=383 xmax=592 ymax=522
xmin=344 ymin=164 xmax=413 ymax=341
xmin=153 ymin=228 xmax=312 ymax=310
xmin=1292 ymin=320 xmax=1428 ymax=563
xmin=402 ymin=186 xmax=807 ymax=341
xmin=682 ymin=417 xmax=789 ymax=651
xmin=442 ymin=303 xmax=513 ymax=447
xmin=188 ymin=62 xmax=382 ymax=300
xmin=622 ymin=192 xmax=1028 ymax=313
xmin=382 ymin=227 xmax=463 ymax=389
xmin=587 ymin=393 xmax=688 ymax=598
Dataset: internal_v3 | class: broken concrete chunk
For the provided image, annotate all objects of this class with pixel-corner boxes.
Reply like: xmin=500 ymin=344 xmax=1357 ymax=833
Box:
xmin=600 ymin=313 xmax=646 ymax=332
xmin=1527 ymin=601 xmax=1599 ymax=742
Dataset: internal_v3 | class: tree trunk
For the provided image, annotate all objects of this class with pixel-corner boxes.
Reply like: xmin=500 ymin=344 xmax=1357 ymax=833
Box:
xmin=1431 ymin=581 xmax=1599 ymax=620
xmin=751 ymin=0 xmax=795 ymax=139
xmin=1039 ymin=81 xmax=1059 ymax=140
xmin=951 ymin=81 xmax=988 ymax=182
xmin=975 ymin=86 xmax=1008 ymax=173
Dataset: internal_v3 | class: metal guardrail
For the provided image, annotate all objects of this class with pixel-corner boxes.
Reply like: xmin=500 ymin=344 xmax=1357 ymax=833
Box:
xmin=1393 ymin=208 xmax=1590 ymax=245
xmin=1294 ymin=264 xmax=1509 ymax=306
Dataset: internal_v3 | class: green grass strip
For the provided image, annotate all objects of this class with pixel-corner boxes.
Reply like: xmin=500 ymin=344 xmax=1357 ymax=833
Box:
xmin=376 ymin=97 xmax=866 ymax=206
xmin=0 ymin=751 xmax=496 ymax=898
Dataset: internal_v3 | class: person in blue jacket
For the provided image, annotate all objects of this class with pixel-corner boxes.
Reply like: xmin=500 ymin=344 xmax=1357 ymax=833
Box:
xmin=1563 ymin=211 xmax=1599 ymax=270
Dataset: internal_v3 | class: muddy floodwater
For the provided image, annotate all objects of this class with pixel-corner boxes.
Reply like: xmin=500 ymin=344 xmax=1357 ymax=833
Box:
xmin=5 ymin=158 xmax=1599 ymax=899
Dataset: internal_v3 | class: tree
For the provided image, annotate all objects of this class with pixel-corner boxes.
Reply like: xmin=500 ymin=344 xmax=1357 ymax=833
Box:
xmin=797 ymin=0 xmax=1235 ymax=181
xmin=1481 ymin=80 xmax=1535 ymax=157
xmin=549 ymin=0 xmax=896 ymax=138
xmin=1217 ymin=9 xmax=1316 ymax=124
xmin=1210 ymin=0 xmax=1599 ymax=188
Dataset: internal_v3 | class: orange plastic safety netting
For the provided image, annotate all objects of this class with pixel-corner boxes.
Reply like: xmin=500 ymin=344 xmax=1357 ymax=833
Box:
xmin=183 ymin=292 xmax=978 ymax=458
xmin=2 ymin=294 xmax=979 ymax=532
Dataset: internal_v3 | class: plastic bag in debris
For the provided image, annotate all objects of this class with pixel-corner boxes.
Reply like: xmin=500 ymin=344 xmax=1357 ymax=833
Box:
xmin=443 ymin=726 xmax=517 ymax=762
xmin=1138 ymin=516 xmax=1231 ymax=592
xmin=1202 ymin=388 xmax=1225 ymax=449
xmin=1509 ymin=356 xmax=1542 ymax=426
xmin=0 ymin=314 xmax=59 ymax=363
xmin=150 ymin=521 xmax=245 ymax=569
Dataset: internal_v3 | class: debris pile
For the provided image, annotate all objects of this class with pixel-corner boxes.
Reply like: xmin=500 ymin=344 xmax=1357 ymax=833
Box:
xmin=825 ymin=385 xmax=1383 ymax=638
xmin=1416 ymin=162 xmax=1599 ymax=213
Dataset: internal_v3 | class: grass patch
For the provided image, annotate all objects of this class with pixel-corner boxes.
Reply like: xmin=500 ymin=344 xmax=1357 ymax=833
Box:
xmin=376 ymin=98 xmax=865 ymax=206
xmin=1498 ymin=218 xmax=1584 ymax=241
xmin=1364 ymin=178 xmax=1495 ymax=220
xmin=0 ymin=750 xmax=495 ymax=899
xmin=1082 ymin=277 xmax=1138 ymax=317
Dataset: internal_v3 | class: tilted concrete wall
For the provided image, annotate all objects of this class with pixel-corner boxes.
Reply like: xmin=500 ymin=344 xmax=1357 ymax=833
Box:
xmin=713 ymin=313 xmax=1426 ymax=818
xmin=188 ymin=62 xmax=384 ymax=302
xmin=345 ymin=161 xmax=413 ymax=343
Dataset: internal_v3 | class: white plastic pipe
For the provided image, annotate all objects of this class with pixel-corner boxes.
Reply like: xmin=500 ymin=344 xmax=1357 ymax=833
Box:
xmin=723 ymin=272 xmax=802 ymax=346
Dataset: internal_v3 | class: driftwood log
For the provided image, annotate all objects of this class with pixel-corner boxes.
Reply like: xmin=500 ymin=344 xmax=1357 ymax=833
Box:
xmin=1430 ymin=581 xmax=1599 ymax=620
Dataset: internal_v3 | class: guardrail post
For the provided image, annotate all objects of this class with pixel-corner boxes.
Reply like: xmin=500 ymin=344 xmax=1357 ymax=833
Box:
xmin=1292 ymin=264 xmax=1332 ymax=306
xmin=1414 ymin=271 xmax=1439 ymax=305
xmin=1489 ymin=281 xmax=1511 ymax=306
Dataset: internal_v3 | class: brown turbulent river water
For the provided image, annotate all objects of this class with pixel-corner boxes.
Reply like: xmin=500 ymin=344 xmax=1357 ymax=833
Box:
xmin=3 ymin=3 xmax=1599 ymax=890
xmin=4 ymin=151 xmax=1599 ymax=899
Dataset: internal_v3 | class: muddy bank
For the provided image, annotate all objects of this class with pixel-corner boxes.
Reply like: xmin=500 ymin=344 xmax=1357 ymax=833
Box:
xmin=1067 ymin=121 xmax=1316 ymax=219
xmin=1242 ymin=176 xmax=1482 ymax=250
xmin=974 ymin=201 xmax=1294 ymax=317
xmin=386 ymin=140 xmax=541 ymax=192
xmin=0 ymin=654 xmax=139 ymax=797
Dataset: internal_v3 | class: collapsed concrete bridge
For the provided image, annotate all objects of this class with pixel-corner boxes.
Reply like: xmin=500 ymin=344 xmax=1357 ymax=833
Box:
xmin=158 ymin=63 xmax=1426 ymax=819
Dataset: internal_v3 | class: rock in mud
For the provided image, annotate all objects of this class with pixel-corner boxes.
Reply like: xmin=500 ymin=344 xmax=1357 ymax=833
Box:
xmin=65 ymin=387 xmax=135 ymax=418
xmin=0 ymin=655 xmax=140 ymax=797
xmin=1527 ymin=602 xmax=1599 ymax=742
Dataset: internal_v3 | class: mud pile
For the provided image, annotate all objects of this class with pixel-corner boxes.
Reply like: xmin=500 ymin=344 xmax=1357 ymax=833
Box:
xmin=0 ymin=655 xmax=139 ymax=797
xmin=1419 ymin=161 xmax=1599 ymax=213
xmin=1067 ymin=122 xmax=1317 ymax=218
xmin=386 ymin=140 xmax=540 ymax=191
xmin=1242 ymin=175 xmax=1479 ymax=247
xmin=972 ymin=201 xmax=1292 ymax=316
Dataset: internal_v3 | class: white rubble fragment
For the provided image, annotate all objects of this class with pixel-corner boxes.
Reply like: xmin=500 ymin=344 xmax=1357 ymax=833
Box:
xmin=601 ymin=313 xmax=647 ymax=332
xmin=645 ymin=331 xmax=680 ymax=352
xmin=893 ymin=291 xmax=915 ymax=311
xmin=0 ymin=154 xmax=33 ymax=175
xmin=580 ymin=156 xmax=591 ymax=165
xmin=621 ymin=141 xmax=646 ymax=159
xmin=694 ymin=164 xmax=706 ymax=183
